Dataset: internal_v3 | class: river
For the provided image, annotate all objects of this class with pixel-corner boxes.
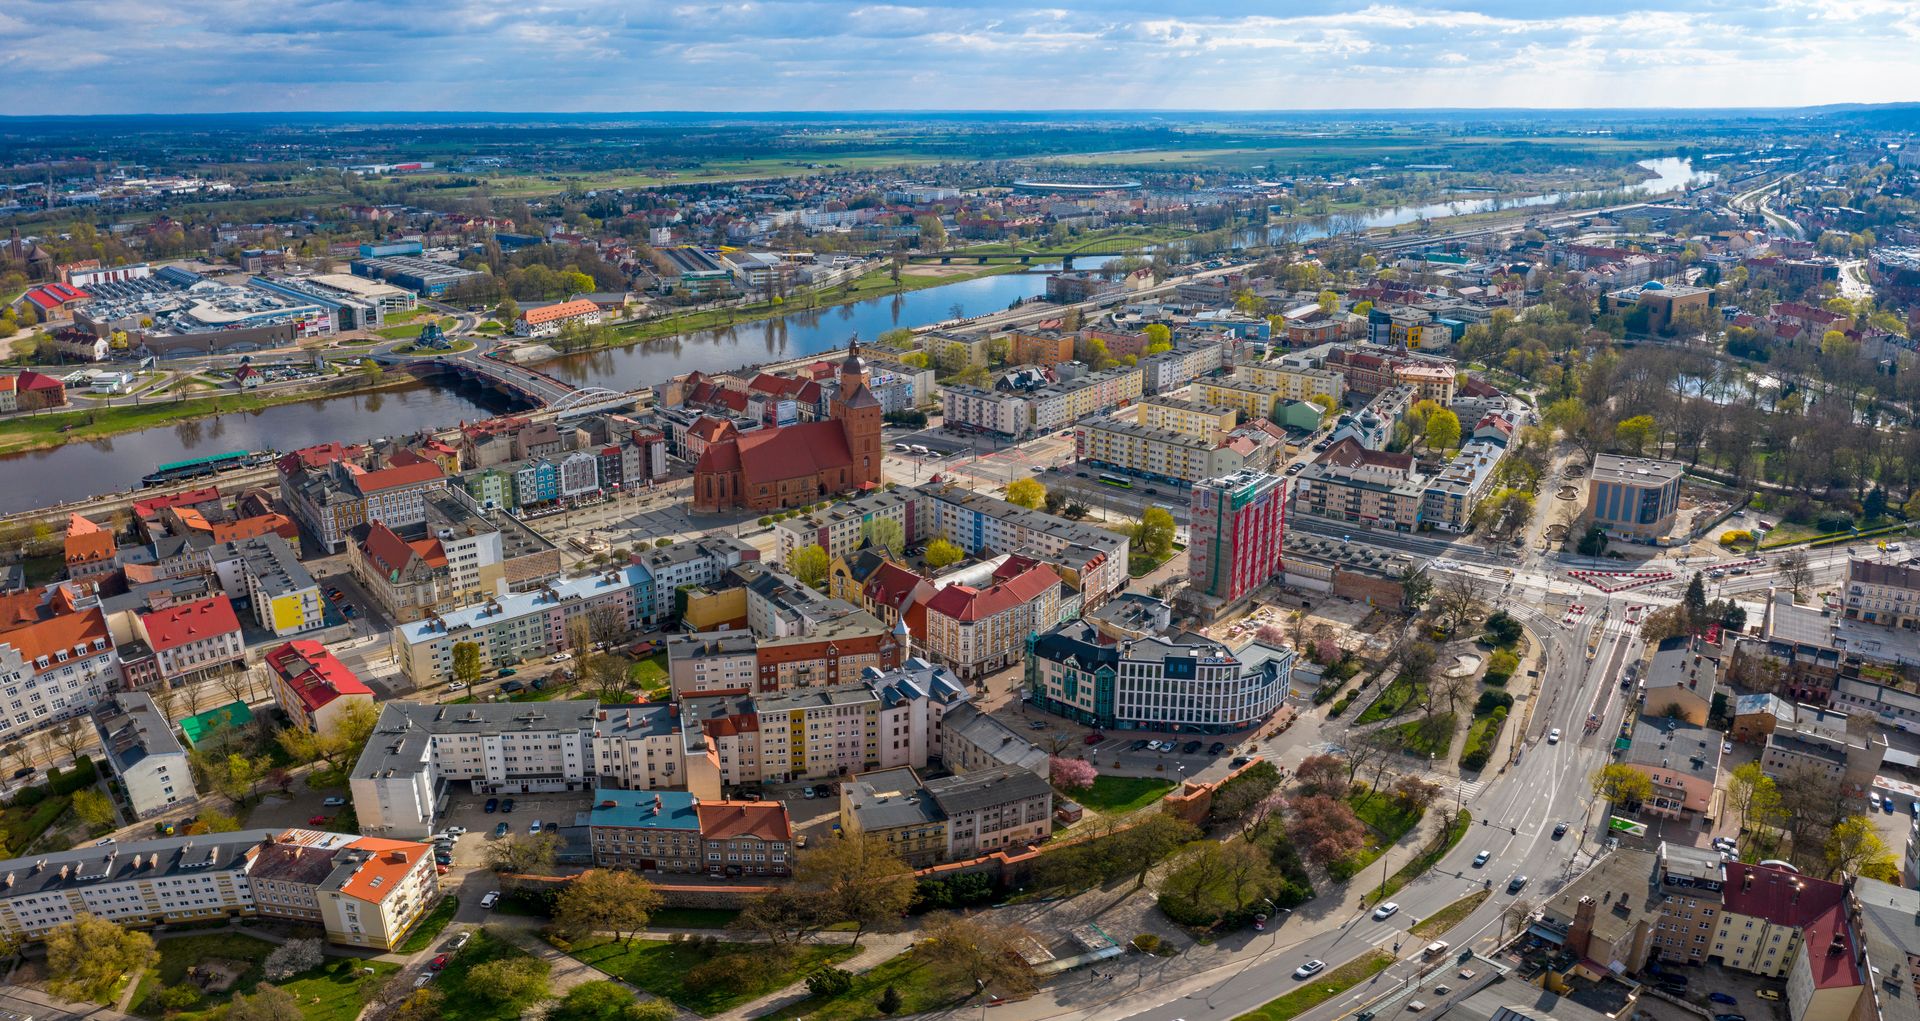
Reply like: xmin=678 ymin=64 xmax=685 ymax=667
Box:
xmin=0 ymin=380 xmax=524 ymax=515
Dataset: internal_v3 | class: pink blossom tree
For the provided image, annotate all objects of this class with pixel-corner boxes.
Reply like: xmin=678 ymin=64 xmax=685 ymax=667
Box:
xmin=1049 ymin=755 xmax=1098 ymax=792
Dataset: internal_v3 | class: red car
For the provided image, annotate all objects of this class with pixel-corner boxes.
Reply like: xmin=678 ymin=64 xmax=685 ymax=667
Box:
xmin=1083 ymin=731 xmax=1105 ymax=745
xmin=430 ymin=954 xmax=449 ymax=970
xmin=308 ymin=815 xmax=328 ymax=825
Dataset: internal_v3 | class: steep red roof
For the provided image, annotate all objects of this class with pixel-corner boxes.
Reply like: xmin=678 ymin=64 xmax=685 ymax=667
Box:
xmin=694 ymin=440 xmax=742 ymax=475
xmin=279 ymin=442 xmax=364 ymax=474
xmin=735 ymin=420 xmax=852 ymax=488
xmin=926 ymin=563 xmax=1059 ymax=623
xmin=64 ymin=513 xmax=116 ymax=567
xmin=688 ymin=416 xmax=736 ymax=444
xmin=696 ymin=801 xmax=792 ymax=842
xmin=140 ymin=596 xmax=241 ymax=652
xmin=16 ymin=370 xmax=65 ymax=393
xmin=265 ymin=639 xmax=373 ymax=713
xmin=360 ymin=521 xmax=444 ymax=574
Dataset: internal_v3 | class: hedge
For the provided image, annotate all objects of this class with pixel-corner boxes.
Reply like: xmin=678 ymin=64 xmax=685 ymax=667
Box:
xmin=48 ymin=756 xmax=98 ymax=796
xmin=1459 ymin=708 xmax=1508 ymax=771
xmin=1473 ymin=690 xmax=1515 ymax=716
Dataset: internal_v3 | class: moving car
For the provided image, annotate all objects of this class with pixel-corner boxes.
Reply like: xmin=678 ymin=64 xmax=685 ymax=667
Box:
xmin=1294 ymin=960 xmax=1327 ymax=979
xmin=1547 ymin=728 xmax=1562 ymax=744
xmin=480 ymin=891 xmax=500 ymax=909
xmin=1552 ymin=822 xmax=1569 ymax=839
xmin=1473 ymin=851 xmax=1491 ymax=867
xmin=1373 ymin=902 xmax=1400 ymax=920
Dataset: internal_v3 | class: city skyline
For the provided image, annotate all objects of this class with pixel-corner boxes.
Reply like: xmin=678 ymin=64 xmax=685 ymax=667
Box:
xmin=5 ymin=0 xmax=1920 ymax=114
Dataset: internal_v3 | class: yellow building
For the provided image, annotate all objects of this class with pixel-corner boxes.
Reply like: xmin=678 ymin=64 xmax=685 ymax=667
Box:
xmin=1237 ymin=363 xmax=1347 ymax=404
xmin=1138 ymin=397 xmax=1239 ymax=441
xmin=1192 ymin=378 xmax=1283 ymax=424
xmin=682 ymin=585 xmax=749 ymax=632
xmin=920 ymin=331 xmax=989 ymax=372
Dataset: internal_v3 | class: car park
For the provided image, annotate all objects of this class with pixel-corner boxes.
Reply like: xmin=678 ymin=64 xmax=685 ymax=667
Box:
xmin=1373 ymin=902 xmax=1399 ymax=920
xmin=1294 ymin=960 xmax=1327 ymax=979
xmin=480 ymin=891 xmax=500 ymax=909
xmin=1473 ymin=850 xmax=1491 ymax=867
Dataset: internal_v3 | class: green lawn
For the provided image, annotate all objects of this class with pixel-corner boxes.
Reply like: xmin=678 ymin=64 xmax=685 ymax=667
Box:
xmin=1412 ymin=890 xmax=1490 ymax=939
xmin=760 ymin=947 xmax=975 ymax=1021
xmin=398 ymin=895 xmax=460 ymax=953
xmin=1075 ymin=775 xmax=1176 ymax=815
xmin=628 ymin=652 xmax=669 ymax=696
xmin=436 ymin=929 xmax=551 ymax=1021
xmin=1390 ymin=713 xmax=1457 ymax=759
xmin=1 ymin=792 xmax=71 ymax=852
xmin=1355 ymin=675 xmax=1427 ymax=724
xmin=1331 ymin=786 xmax=1428 ymax=882
xmin=132 ymin=932 xmax=273 ymax=1018
xmin=568 ymin=937 xmax=856 ymax=1016
xmin=375 ymin=316 xmax=456 ymax=340
xmin=1234 ymin=951 xmax=1394 ymax=1021
xmin=394 ymin=337 xmax=475 ymax=355
xmin=1366 ymin=811 xmax=1472 ymax=906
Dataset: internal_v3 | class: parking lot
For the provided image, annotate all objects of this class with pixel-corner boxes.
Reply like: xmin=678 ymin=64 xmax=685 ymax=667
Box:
xmin=1633 ymin=962 xmax=1787 ymax=1021
xmin=438 ymin=790 xmax=595 ymax=861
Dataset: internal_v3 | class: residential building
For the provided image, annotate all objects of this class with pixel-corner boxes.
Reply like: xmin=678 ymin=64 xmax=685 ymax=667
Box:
xmin=939 ymin=703 xmax=1048 ymax=778
xmin=62 ymin=514 xmax=118 ymax=581
xmin=665 ymin=633 xmax=760 ymax=699
xmin=0 ymin=829 xmax=441 ymax=951
xmin=1025 ymin=367 xmax=1144 ymax=435
xmin=515 ymin=299 xmax=603 ymax=337
xmin=1027 ymin=622 xmax=1294 ymax=733
xmin=1009 ymin=330 xmax=1075 ymax=366
xmin=1187 ymin=469 xmax=1287 ymax=609
xmin=1139 ymin=342 xmax=1227 ymax=395
xmin=230 ymin=534 xmax=326 ymax=638
xmin=281 ymin=455 xmax=448 ymax=554
xmin=1137 ymin=398 xmax=1238 ymax=442
xmin=1190 ymin=377 xmax=1281 ymax=424
xmin=915 ymin=483 xmax=1130 ymax=604
xmin=265 ymin=640 xmax=375 ymax=738
xmin=1534 ymin=844 xmax=1723 ymax=973
xmin=589 ymin=704 xmax=687 ymax=791
xmin=1842 ymin=558 xmax=1920 ymax=630
xmin=1641 ymin=635 xmax=1719 ymax=725
xmin=391 ymin=567 xmax=651 ymax=686
xmin=774 ymin=488 xmax=921 ymax=565
xmin=1045 ymin=272 xmax=1123 ymax=304
xmin=350 ymin=701 xmax=601 ymax=837
xmin=635 ymin=536 xmax=757 ymax=624
xmin=585 ymin=789 xmax=794 ymax=877
xmin=1235 ymin=361 xmax=1347 ymax=405
xmin=1761 ymin=705 xmax=1885 ymax=794
xmin=921 ymin=331 xmax=990 ymax=372
xmin=136 ymin=596 xmax=245 ymax=685
xmin=838 ymin=764 xmax=1051 ymax=866
xmin=1292 ymin=443 xmax=1426 ymax=532
xmin=942 ymin=384 xmax=1030 ymax=438
xmin=91 ymin=692 xmax=197 ymax=818
xmin=1618 ymin=715 xmax=1721 ymax=820
xmin=838 ymin=766 xmax=950 ymax=866
xmin=1587 ymin=454 xmax=1685 ymax=543
xmin=1073 ymin=418 xmax=1264 ymax=487
xmin=0 ymin=609 xmax=118 ymax=743
xmin=923 ymin=558 xmax=1064 ymax=678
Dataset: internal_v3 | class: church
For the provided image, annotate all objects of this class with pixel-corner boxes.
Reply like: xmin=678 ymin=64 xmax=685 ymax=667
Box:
xmin=691 ymin=342 xmax=885 ymax=512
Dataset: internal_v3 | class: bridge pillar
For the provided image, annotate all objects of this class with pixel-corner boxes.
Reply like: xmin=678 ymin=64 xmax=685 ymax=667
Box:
xmin=1062 ymin=255 xmax=1074 ymax=270
xmin=940 ymin=256 xmax=951 ymax=265
xmin=975 ymin=256 xmax=987 ymax=265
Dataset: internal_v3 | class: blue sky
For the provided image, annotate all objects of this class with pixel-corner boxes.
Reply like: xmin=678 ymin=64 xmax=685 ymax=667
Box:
xmin=5 ymin=0 xmax=1919 ymax=114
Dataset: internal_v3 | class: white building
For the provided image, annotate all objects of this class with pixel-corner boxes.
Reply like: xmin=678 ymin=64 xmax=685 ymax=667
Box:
xmin=91 ymin=692 xmax=197 ymax=818
xmin=0 ymin=609 xmax=120 ymax=744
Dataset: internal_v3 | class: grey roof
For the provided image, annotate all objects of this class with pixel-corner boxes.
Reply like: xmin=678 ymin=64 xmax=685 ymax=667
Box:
xmin=352 ymin=700 xmax=599 ymax=779
xmin=0 ymin=829 xmax=357 ymax=901
xmin=240 ymin=533 xmax=314 ymax=597
xmin=1590 ymin=453 xmax=1684 ymax=487
xmin=666 ymin=632 xmax=757 ymax=661
xmin=1621 ymin=715 xmax=1720 ymax=780
xmin=925 ymin=764 xmax=1052 ymax=815
xmin=1850 ymin=878 xmax=1920 ymax=1021
xmin=92 ymin=692 xmax=184 ymax=774
xmin=1643 ymin=635 xmax=1717 ymax=695
xmin=862 ymin=658 xmax=968 ymax=709
xmin=940 ymin=704 xmax=1047 ymax=774
xmin=1734 ymin=693 xmax=1795 ymax=722
xmin=846 ymin=768 xmax=947 ymax=830
xmin=591 ymin=703 xmax=676 ymax=739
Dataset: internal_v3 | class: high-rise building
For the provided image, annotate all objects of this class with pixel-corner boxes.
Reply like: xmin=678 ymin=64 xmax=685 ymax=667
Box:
xmin=1188 ymin=470 xmax=1287 ymax=607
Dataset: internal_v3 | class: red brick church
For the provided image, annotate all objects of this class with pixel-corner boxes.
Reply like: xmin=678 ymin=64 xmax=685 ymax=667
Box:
xmin=692 ymin=342 xmax=884 ymax=512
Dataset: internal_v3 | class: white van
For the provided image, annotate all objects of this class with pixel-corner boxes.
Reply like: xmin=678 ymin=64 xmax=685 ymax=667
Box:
xmin=1422 ymin=941 xmax=1451 ymax=960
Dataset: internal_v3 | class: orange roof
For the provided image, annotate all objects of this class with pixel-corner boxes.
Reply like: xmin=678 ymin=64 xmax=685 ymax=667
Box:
xmin=338 ymin=837 xmax=432 ymax=903
xmin=695 ymin=801 xmax=792 ymax=843
xmin=360 ymin=520 xmax=445 ymax=575
xmin=353 ymin=460 xmax=444 ymax=493
xmin=172 ymin=507 xmax=212 ymax=533
xmin=64 ymin=515 xmax=116 ymax=566
xmin=0 ymin=608 xmax=110 ymax=672
xmin=521 ymin=299 xmax=602 ymax=326
xmin=211 ymin=513 xmax=298 ymax=545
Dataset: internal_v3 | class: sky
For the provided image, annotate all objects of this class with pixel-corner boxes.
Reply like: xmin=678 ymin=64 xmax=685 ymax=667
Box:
xmin=5 ymin=0 xmax=1920 ymax=114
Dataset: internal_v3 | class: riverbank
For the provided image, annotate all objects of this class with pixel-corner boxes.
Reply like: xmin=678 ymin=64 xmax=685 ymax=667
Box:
xmin=0 ymin=372 xmax=416 ymax=456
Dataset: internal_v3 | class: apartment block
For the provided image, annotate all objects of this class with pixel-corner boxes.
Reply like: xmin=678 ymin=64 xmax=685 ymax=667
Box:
xmin=92 ymin=692 xmax=197 ymax=818
xmin=1191 ymin=377 xmax=1282 ymax=423
xmin=1842 ymin=558 xmax=1920 ymax=630
xmin=839 ymin=764 xmax=1052 ymax=866
xmin=136 ymin=595 xmax=245 ymax=685
xmin=1235 ymin=361 xmax=1347 ymax=405
xmin=1137 ymin=397 xmax=1239 ymax=441
xmin=265 ymin=640 xmax=375 ymax=738
xmin=391 ymin=567 xmax=651 ymax=686
xmin=0 ymin=609 xmax=118 ymax=743
xmin=1027 ymin=622 xmax=1294 ymax=733
xmin=923 ymin=558 xmax=1064 ymax=679
xmin=585 ymin=789 xmax=794 ymax=877
xmin=913 ymin=482 xmax=1130 ymax=604
xmin=774 ymin=488 xmax=921 ymax=565
xmin=1188 ymin=469 xmax=1287 ymax=608
xmin=942 ymin=384 xmax=1030 ymax=438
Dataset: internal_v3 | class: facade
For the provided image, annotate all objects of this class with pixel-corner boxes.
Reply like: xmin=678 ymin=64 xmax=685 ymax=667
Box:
xmin=265 ymin=640 xmax=375 ymax=738
xmin=0 ymin=609 xmax=119 ymax=743
xmin=1293 ymin=449 xmax=1426 ymax=532
xmin=920 ymin=332 xmax=990 ymax=372
xmin=1009 ymin=330 xmax=1076 ymax=366
xmin=1027 ymin=621 xmax=1295 ymax=733
xmin=92 ymin=692 xmax=197 ymax=818
xmin=1074 ymin=418 xmax=1259 ymax=487
xmin=942 ymin=384 xmax=1031 ymax=438
xmin=1026 ymin=367 xmax=1145 ymax=434
xmin=1619 ymin=715 xmax=1722 ymax=820
xmin=939 ymin=703 xmax=1049 ymax=777
xmin=515 ymin=299 xmax=604 ymax=337
xmin=232 ymin=534 xmax=327 ymax=638
xmin=914 ymin=483 xmax=1130 ymax=604
xmin=1842 ymin=558 xmax=1920 ymax=630
xmin=585 ymin=789 xmax=794 ymax=877
xmin=1587 ymin=454 xmax=1685 ymax=542
xmin=923 ymin=559 xmax=1064 ymax=679
xmin=350 ymin=701 xmax=601 ymax=837
xmin=839 ymin=764 xmax=1051 ymax=866
xmin=281 ymin=456 xmax=448 ymax=554
xmin=692 ymin=344 xmax=884 ymax=512
xmin=1235 ymin=361 xmax=1347 ymax=405
xmin=590 ymin=704 xmax=687 ymax=791
xmin=136 ymin=595 xmax=245 ymax=685
xmin=774 ymin=488 xmax=920 ymax=565
xmin=635 ymin=536 xmax=756 ymax=624
xmin=1137 ymin=397 xmax=1238 ymax=441
xmin=0 ymin=829 xmax=441 ymax=951
xmin=665 ymin=633 xmax=760 ymax=699
xmin=391 ymin=567 xmax=651 ymax=685
xmin=1139 ymin=342 xmax=1227 ymax=395
xmin=62 ymin=514 xmax=118 ymax=581
xmin=1187 ymin=469 xmax=1287 ymax=607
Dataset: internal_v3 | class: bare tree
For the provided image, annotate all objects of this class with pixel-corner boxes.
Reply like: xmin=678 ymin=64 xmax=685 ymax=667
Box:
xmin=1431 ymin=670 xmax=1476 ymax=720
xmin=1501 ymin=899 xmax=1537 ymax=942
xmin=1777 ymin=551 xmax=1814 ymax=602
xmin=216 ymin=669 xmax=251 ymax=710
xmin=52 ymin=720 xmax=89 ymax=763
xmin=1432 ymin=575 xmax=1482 ymax=635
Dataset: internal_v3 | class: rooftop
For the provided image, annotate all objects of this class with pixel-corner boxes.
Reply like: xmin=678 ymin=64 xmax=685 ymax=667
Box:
xmin=1590 ymin=453 xmax=1685 ymax=488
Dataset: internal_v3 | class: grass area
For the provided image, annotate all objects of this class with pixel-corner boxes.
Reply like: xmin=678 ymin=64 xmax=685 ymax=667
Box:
xmin=1391 ymin=713 xmax=1458 ymax=759
xmin=1332 ymin=786 xmax=1427 ymax=882
xmin=628 ymin=652 xmax=669 ymax=696
xmin=1355 ymin=675 xmax=1426 ymax=724
xmin=1412 ymin=890 xmax=1491 ymax=939
xmin=568 ymin=937 xmax=856 ymax=1016
xmin=131 ymin=932 xmax=273 ymax=1018
xmin=393 ymin=337 xmax=475 ymax=355
xmin=398 ymin=895 xmax=460 ymax=953
xmin=1075 ymin=775 xmax=1176 ymax=815
xmin=374 ymin=316 xmax=456 ymax=340
xmin=647 ymin=907 xmax=741 ymax=929
xmin=1365 ymin=811 xmax=1473 ymax=906
xmin=1234 ymin=950 xmax=1395 ymax=1021
xmin=611 ymin=263 xmax=1018 ymax=345
xmin=1 ymin=793 xmax=71 ymax=851
xmin=437 ymin=929 xmax=549 ymax=1021
xmin=760 ymin=946 xmax=973 ymax=1021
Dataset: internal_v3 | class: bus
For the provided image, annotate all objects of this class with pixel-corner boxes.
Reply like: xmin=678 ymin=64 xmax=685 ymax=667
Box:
xmin=1098 ymin=473 xmax=1133 ymax=489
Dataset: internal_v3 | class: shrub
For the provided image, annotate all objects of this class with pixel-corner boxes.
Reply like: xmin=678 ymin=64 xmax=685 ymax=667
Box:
xmin=877 ymin=985 xmax=903 ymax=1014
xmin=807 ymin=968 xmax=855 ymax=997
xmin=1473 ymin=690 xmax=1514 ymax=716
xmin=911 ymin=872 xmax=997 ymax=912
xmin=1460 ymin=708 xmax=1508 ymax=771
xmin=1329 ymin=691 xmax=1357 ymax=717
xmin=1132 ymin=934 xmax=1162 ymax=954
xmin=1719 ymin=529 xmax=1753 ymax=546
xmin=1483 ymin=611 xmax=1523 ymax=647
xmin=1485 ymin=649 xmax=1519 ymax=685
xmin=683 ymin=955 xmax=743 ymax=994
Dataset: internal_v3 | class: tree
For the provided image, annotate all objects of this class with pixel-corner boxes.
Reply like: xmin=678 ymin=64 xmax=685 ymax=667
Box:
xmin=878 ymin=984 xmax=904 ymax=1014
xmin=1391 ymin=776 xmax=1442 ymax=814
xmin=1484 ymin=611 xmax=1524 ymax=647
xmin=1143 ymin=323 xmax=1172 ymax=350
xmin=51 ymin=718 xmax=89 ymax=763
xmin=584 ymin=653 xmax=632 ymax=704
xmin=495 ymin=295 xmax=519 ymax=323
xmin=734 ymin=887 xmax=828 ymax=949
xmin=1682 ymin=572 xmax=1708 ymax=622
xmin=485 ymin=831 xmax=561 ymax=874
xmin=1726 ymin=761 xmax=1783 ymax=838
xmin=788 ymin=544 xmax=831 ymax=590
xmin=1005 ymin=477 xmax=1046 ymax=510
xmin=72 ymin=788 xmax=116 ymax=831
xmin=554 ymin=869 xmax=663 ymax=944
xmin=1318 ymin=290 xmax=1340 ymax=315
xmin=807 ymin=968 xmax=855 ymax=997
xmin=227 ymin=985 xmax=304 ymax=1021
xmin=1615 ymin=415 xmax=1657 ymax=456
xmin=45 ymin=914 xmax=157 ymax=1003
xmin=1824 ymin=815 xmax=1897 ymax=881
xmin=452 ymin=641 xmax=484 ymax=688
xmin=924 ymin=538 xmax=965 ymax=570
xmin=549 ymin=981 xmax=674 ymax=1021
xmin=1210 ymin=761 xmax=1283 ymax=829
xmin=792 ymin=834 xmax=915 ymax=946
xmin=1424 ymin=408 xmax=1461 ymax=451
xmin=1131 ymin=507 xmax=1177 ymax=562
xmin=1286 ymin=795 xmax=1369 ymax=867
xmin=199 ymin=807 xmax=243 ymax=832
xmin=1111 ymin=813 xmax=1201 ymax=890
xmin=263 ymin=937 xmax=326 ymax=981
xmin=1590 ymin=764 xmax=1654 ymax=808
xmin=1576 ymin=525 xmax=1609 ymax=558
xmin=1778 ymin=551 xmax=1813 ymax=602
xmin=1157 ymin=841 xmax=1278 ymax=924
xmin=1399 ymin=565 xmax=1433 ymax=610
xmin=861 ymin=517 xmax=905 ymax=557
xmin=467 ymin=957 xmax=551 ymax=1006
xmin=921 ymin=912 xmax=1040 ymax=995
xmin=1293 ymin=753 xmax=1351 ymax=800
xmin=1432 ymin=574 xmax=1481 ymax=634
xmin=390 ymin=987 xmax=445 ymax=1021
xmin=1049 ymin=756 xmax=1096 ymax=792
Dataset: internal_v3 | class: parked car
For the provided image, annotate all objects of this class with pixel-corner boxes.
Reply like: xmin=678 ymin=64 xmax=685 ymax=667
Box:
xmin=445 ymin=932 xmax=472 ymax=953
xmin=497 ymin=667 xmax=517 ymax=677
xmin=1714 ymin=1014 xmax=1745 ymax=1021
xmin=1029 ymin=720 xmax=1049 ymax=730
xmin=1084 ymin=732 xmax=1103 ymax=745
xmin=1230 ymin=756 xmax=1251 ymax=767
xmin=484 ymin=798 xmax=499 ymax=813
xmin=500 ymin=798 xmax=515 ymax=813
xmin=1132 ymin=739 xmax=1151 ymax=751
xmin=447 ymin=681 xmax=468 ymax=691
xmin=549 ymin=651 xmax=572 ymax=663
xmin=430 ymin=955 xmax=449 ymax=970
xmin=493 ymin=822 xmax=509 ymax=837
xmin=308 ymin=814 xmax=328 ymax=825
xmin=322 ymin=796 xmax=347 ymax=807
xmin=802 ymin=787 xmax=818 ymax=799
xmin=1885 ymin=796 xmax=1897 ymax=814
xmin=1710 ymin=994 xmax=1739 ymax=1006
xmin=529 ymin=820 xmax=543 ymax=834
xmin=500 ymin=681 xmax=526 ymax=693
xmin=1207 ymin=741 xmax=1225 ymax=755
xmin=480 ymin=891 xmax=500 ymax=909
xmin=1294 ymin=960 xmax=1327 ymax=979
xmin=1181 ymin=740 xmax=1202 ymax=754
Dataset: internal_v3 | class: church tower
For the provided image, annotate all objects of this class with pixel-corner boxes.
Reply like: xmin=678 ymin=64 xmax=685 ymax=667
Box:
xmin=832 ymin=339 xmax=885 ymax=487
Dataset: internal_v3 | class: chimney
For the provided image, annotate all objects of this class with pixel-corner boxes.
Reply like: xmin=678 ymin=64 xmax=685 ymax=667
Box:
xmin=1830 ymin=933 xmax=1848 ymax=956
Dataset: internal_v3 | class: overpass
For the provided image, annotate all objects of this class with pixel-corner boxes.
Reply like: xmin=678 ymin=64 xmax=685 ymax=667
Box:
xmin=904 ymin=250 xmax=1103 ymax=269
xmin=401 ymin=352 xmax=624 ymax=414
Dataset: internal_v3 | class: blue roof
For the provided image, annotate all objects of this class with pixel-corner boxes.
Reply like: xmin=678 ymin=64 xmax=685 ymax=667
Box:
xmin=587 ymin=788 xmax=701 ymax=832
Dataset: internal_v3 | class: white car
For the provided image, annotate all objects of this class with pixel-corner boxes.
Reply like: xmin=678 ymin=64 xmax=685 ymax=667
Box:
xmin=1373 ymin=902 xmax=1400 ymax=920
xmin=480 ymin=890 xmax=500 ymax=909
xmin=322 ymin=796 xmax=347 ymax=807
xmin=549 ymin=651 xmax=573 ymax=663
xmin=1473 ymin=850 xmax=1491 ymax=867
xmin=1294 ymin=960 xmax=1327 ymax=979
xmin=529 ymin=820 xmax=543 ymax=834
xmin=1547 ymin=728 xmax=1562 ymax=744
xmin=447 ymin=681 xmax=468 ymax=690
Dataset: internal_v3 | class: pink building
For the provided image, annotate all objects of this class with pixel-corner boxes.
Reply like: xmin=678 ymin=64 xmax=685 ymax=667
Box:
xmin=1188 ymin=469 xmax=1286 ymax=607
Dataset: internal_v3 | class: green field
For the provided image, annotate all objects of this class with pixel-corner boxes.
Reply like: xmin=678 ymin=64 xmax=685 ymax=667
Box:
xmin=0 ymin=375 xmax=410 ymax=455
xmin=628 ymin=652 xmax=669 ymax=696
xmin=1412 ymin=890 xmax=1490 ymax=939
xmin=375 ymin=316 xmax=457 ymax=340
xmin=1355 ymin=676 xmax=1427 ymax=724
xmin=435 ymin=929 xmax=551 ymax=1021
xmin=567 ymin=937 xmax=856 ymax=1016
xmin=1074 ymin=775 xmax=1176 ymax=815
xmin=130 ymin=931 xmax=396 ymax=1021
